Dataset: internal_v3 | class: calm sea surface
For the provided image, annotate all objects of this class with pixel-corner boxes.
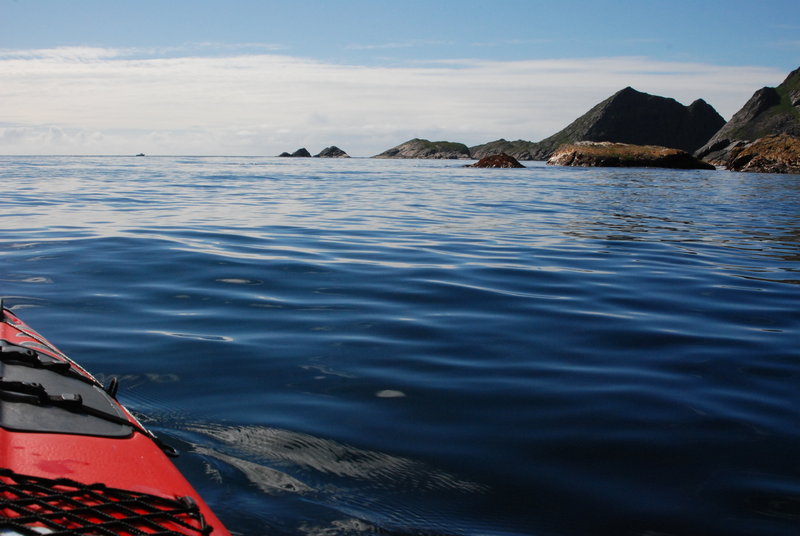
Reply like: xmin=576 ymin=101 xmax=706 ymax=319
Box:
xmin=1 ymin=156 xmax=799 ymax=536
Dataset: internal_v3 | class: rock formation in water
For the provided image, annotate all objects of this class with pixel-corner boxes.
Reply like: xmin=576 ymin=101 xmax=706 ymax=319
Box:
xmin=374 ymin=138 xmax=471 ymax=159
xmin=696 ymin=67 xmax=800 ymax=165
xmin=278 ymin=148 xmax=312 ymax=157
xmin=465 ymin=153 xmax=526 ymax=168
xmin=724 ymin=133 xmax=800 ymax=174
xmin=315 ymin=146 xmax=350 ymax=158
xmin=547 ymin=141 xmax=715 ymax=170
xmin=529 ymin=87 xmax=725 ymax=160
xmin=469 ymin=139 xmax=539 ymax=161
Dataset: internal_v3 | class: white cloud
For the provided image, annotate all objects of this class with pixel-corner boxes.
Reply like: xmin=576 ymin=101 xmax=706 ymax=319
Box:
xmin=0 ymin=47 xmax=787 ymax=156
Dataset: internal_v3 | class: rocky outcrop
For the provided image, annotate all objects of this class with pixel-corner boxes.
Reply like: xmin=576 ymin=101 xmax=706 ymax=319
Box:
xmin=315 ymin=146 xmax=350 ymax=158
xmin=469 ymin=139 xmax=539 ymax=160
xmin=696 ymin=67 xmax=800 ymax=164
xmin=279 ymin=148 xmax=312 ymax=157
xmin=548 ymin=141 xmax=715 ymax=170
xmin=465 ymin=153 xmax=525 ymax=168
xmin=374 ymin=138 xmax=471 ymax=159
xmin=725 ymin=134 xmax=800 ymax=174
xmin=530 ymin=87 xmax=725 ymax=160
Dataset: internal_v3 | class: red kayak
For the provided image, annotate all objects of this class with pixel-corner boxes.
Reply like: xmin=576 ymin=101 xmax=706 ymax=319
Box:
xmin=0 ymin=301 xmax=230 ymax=535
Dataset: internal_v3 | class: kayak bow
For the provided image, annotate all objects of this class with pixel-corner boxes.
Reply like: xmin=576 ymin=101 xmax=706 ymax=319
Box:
xmin=0 ymin=301 xmax=230 ymax=535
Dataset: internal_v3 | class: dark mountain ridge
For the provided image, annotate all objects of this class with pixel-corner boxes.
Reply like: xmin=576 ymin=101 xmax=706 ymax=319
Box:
xmin=527 ymin=87 xmax=726 ymax=159
xmin=468 ymin=87 xmax=725 ymax=161
xmin=695 ymin=67 xmax=800 ymax=163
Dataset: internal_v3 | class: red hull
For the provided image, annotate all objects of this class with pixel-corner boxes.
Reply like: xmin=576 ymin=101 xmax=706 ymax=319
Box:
xmin=0 ymin=306 xmax=230 ymax=535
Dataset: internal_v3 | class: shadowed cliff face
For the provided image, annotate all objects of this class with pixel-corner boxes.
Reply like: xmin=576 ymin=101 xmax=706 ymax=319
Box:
xmin=584 ymin=89 xmax=723 ymax=151
xmin=529 ymin=87 xmax=726 ymax=160
xmin=696 ymin=66 xmax=800 ymax=164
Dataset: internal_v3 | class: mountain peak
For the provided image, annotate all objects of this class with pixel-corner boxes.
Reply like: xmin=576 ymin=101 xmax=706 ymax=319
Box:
xmin=530 ymin=88 xmax=725 ymax=159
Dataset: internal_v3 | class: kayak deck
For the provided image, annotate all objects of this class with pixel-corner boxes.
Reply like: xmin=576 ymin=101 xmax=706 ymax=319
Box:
xmin=0 ymin=302 xmax=230 ymax=535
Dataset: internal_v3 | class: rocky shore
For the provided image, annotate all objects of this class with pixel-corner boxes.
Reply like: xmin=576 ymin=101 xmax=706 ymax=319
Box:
xmin=547 ymin=142 xmax=715 ymax=170
xmin=725 ymin=134 xmax=800 ymax=174
xmin=315 ymin=146 xmax=350 ymax=158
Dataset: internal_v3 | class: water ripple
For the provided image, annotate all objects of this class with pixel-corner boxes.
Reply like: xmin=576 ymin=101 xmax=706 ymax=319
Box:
xmin=1 ymin=156 xmax=799 ymax=536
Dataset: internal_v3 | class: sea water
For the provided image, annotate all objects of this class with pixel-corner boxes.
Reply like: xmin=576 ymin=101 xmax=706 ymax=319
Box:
xmin=1 ymin=156 xmax=798 ymax=536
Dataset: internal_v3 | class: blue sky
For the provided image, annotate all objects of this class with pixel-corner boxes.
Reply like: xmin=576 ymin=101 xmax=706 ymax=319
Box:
xmin=1 ymin=0 xmax=798 ymax=155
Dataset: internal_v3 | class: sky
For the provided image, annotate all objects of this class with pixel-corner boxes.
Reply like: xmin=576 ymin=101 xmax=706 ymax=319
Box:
xmin=1 ymin=0 xmax=798 ymax=156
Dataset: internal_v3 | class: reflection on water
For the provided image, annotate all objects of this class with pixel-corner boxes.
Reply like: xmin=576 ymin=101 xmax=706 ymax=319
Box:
xmin=189 ymin=423 xmax=486 ymax=494
xmin=195 ymin=444 xmax=313 ymax=494
xmin=181 ymin=422 xmax=489 ymax=535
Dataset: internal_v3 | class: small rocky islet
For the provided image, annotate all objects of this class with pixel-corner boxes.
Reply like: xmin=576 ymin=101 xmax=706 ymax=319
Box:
xmin=277 ymin=65 xmax=800 ymax=173
xmin=465 ymin=153 xmax=525 ymax=168
xmin=315 ymin=146 xmax=350 ymax=158
xmin=278 ymin=146 xmax=350 ymax=158
xmin=547 ymin=142 xmax=714 ymax=170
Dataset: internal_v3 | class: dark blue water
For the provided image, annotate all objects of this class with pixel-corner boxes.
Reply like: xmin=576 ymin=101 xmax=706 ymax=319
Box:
xmin=1 ymin=156 xmax=799 ymax=536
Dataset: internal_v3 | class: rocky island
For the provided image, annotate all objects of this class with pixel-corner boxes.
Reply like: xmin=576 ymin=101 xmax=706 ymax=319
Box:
xmin=469 ymin=139 xmax=540 ymax=161
xmin=315 ymin=146 xmax=350 ymax=158
xmin=548 ymin=142 xmax=715 ymax=170
xmin=374 ymin=138 xmax=471 ymax=159
xmin=465 ymin=153 xmax=525 ymax=168
xmin=279 ymin=148 xmax=312 ymax=157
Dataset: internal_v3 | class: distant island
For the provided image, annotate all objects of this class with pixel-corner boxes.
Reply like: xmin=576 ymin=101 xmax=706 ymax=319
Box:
xmin=278 ymin=146 xmax=350 ymax=158
xmin=279 ymin=65 xmax=800 ymax=173
xmin=374 ymin=86 xmax=726 ymax=163
xmin=373 ymin=139 xmax=471 ymax=159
